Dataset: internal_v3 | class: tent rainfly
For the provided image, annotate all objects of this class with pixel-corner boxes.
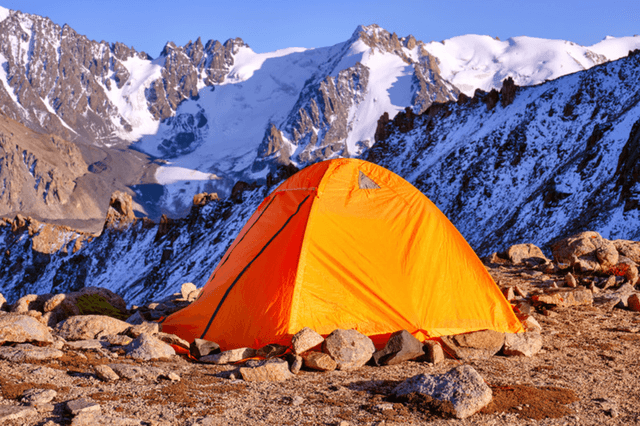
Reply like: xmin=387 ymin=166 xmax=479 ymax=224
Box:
xmin=161 ymin=158 xmax=523 ymax=350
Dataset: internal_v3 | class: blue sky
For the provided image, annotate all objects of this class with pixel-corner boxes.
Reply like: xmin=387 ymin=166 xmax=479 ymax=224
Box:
xmin=2 ymin=1 xmax=639 ymax=57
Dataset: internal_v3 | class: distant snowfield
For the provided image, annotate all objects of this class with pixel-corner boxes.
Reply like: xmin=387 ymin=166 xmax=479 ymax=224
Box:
xmin=423 ymin=34 xmax=640 ymax=96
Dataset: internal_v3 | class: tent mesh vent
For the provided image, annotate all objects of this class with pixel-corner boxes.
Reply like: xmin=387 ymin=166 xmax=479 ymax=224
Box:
xmin=358 ymin=171 xmax=380 ymax=189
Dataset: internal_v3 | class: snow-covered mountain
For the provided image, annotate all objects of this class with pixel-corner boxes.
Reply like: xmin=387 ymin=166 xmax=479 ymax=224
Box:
xmin=2 ymin=48 xmax=640 ymax=306
xmin=366 ymin=50 xmax=640 ymax=254
xmin=1 ymin=5 xmax=639 ymax=220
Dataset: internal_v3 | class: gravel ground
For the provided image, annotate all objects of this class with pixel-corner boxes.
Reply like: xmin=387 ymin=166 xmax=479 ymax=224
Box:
xmin=0 ymin=263 xmax=638 ymax=425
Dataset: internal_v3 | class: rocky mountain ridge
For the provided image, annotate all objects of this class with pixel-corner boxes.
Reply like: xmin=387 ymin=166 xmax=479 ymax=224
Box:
xmin=366 ymin=49 xmax=640 ymax=254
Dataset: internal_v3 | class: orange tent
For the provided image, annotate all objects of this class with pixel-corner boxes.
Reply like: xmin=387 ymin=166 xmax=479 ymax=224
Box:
xmin=161 ymin=158 xmax=523 ymax=350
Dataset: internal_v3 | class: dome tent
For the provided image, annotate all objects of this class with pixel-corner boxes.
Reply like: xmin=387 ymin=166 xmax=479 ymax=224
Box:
xmin=161 ymin=158 xmax=523 ymax=350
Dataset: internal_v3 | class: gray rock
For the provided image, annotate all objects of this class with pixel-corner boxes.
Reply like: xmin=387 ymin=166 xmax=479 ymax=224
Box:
xmin=393 ymin=365 xmax=492 ymax=419
xmin=0 ymin=313 xmax=53 ymax=344
xmin=22 ymin=388 xmax=57 ymax=405
xmin=322 ymin=329 xmax=375 ymax=370
xmin=94 ymin=364 xmax=120 ymax=382
xmin=256 ymin=343 xmax=288 ymax=359
xmin=0 ymin=344 xmax=64 ymax=362
xmin=239 ymin=358 xmax=293 ymax=382
xmin=125 ymin=321 xmax=159 ymax=338
xmin=0 ymin=405 xmax=38 ymax=421
xmin=440 ymin=330 xmax=505 ymax=360
xmin=125 ymin=333 xmax=175 ymax=361
xmin=423 ymin=340 xmax=445 ymax=364
xmin=531 ymin=288 xmax=594 ymax=308
xmin=372 ymin=330 xmax=424 ymax=366
xmin=287 ymin=354 xmax=303 ymax=374
xmin=65 ymin=339 xmax=107 ymax=350
xmin=291 ymin=327 xmax=324 ymax=355
xmin=155 ymin=331 xmax=189 ymax=350
xmin=552 ymin=231 xmax=618 ymax=272
xmin=190 ymin=338 xmax=220 ymax=358
xmin=107 ymin=364 xmax=163 ymax=381
xmin=66 ymin=398 xmax=101 ymax=416
xmin=125 ymin=311 xmax=145 ymax=325
xmin=102 ymin=334 xmax=133 ymax=346
xmin=56 ymin=315 xmax=130 ymax=341
xmin=502 ymin=332 xmax=543 ymax=357
xmin=565 ymin=273 xmax=578 ymax=288
xmin=302 ymin=351 xmax=337 ymax=371
xmin=199 ymin=347 xmax=257 ymax=364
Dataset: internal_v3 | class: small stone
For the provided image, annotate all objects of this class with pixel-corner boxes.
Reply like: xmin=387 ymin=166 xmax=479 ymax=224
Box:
xmin=22 ymin=388 xmax=57 ymax=405
xmin=517 ymin=314 xmax=542 ymax=333
xmin=200 ymin=347 xmax=257 ymax=364
xmin=65 ymin=339 xmax=106 ymax=350
xmin=256 ymin=343 xmax=288 ymax=359
xmin=423 ymin=340 xmax=444 ymax=364
xmin=501 ymin=287 xmax=515 ymax=301
xmin=125 ymin=311 xmax=145 ymax=325
xmin=393 ymin=365 xmax=492 ymax=419
xmin=291 ymin=327 xmax=324 ymax=355
xmin=155 ymin=332 xmax=189 ymax=350
xmin=239 ymin=358 xmax=292 ymax=382
xmin=302 ymin=351 xmax=337 ymax=371
xmin=628 ymin=294 xmax=640 ymax=312
xmin=190 ymin=338 xmax=220 ymax=358
xmin=565 ymin=273 xmax=578 ymax=288
xmin=162 ymin=372 xmax=180 ymax=382
xmin=94 ymin=365 xmax=120 ymax=382
xmin=602 ymin=275 xmax=617 ymax=290
xmin=440 ymin=330 xmax=505 ymax=360
xmin=66 ymin=398 xmax=101 ymax=416
xmin=125 ymin=321 xmax=160 ymax=338
xmin=502 ymin=332 xmax=543 ymax=357
xmin=291 ymin=396 xmax=304 ymax=406
xmin=286 ymin=354 xmax=303 ymax=374
xmin=180 ymin=282 xmax=197 ymax=299
xmin=102 ymin=334 xmax=133 ymax=346
xmin=372 ymin=330 xmax=424 ymax=366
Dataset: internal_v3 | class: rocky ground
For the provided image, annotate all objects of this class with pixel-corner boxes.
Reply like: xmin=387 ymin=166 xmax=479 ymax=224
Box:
xmin=0 ymin=234 xmax=639 ymax=425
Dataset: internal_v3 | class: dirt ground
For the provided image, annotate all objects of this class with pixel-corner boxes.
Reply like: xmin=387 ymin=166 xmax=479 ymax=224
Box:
xmin=0 ymin=263 xmax=639 ymax=425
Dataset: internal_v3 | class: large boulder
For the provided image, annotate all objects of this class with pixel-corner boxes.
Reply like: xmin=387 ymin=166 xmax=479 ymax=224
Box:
xmin=440 ymin=330 xmax=505 ymax=360
xmin=551 ymin=231 xmax=618 ymax=273
xmin=322 ymin=329 xmax=375 ymax=370
xmin=45 ymin=287 xmax=128 ymax=321
xmin=393 ymin=365 xmax=492 ymax=419
xmin=0 ymin=313 xmax=53 ymax=345
xmin=55 ymin=315 xmax=130 ymax=340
